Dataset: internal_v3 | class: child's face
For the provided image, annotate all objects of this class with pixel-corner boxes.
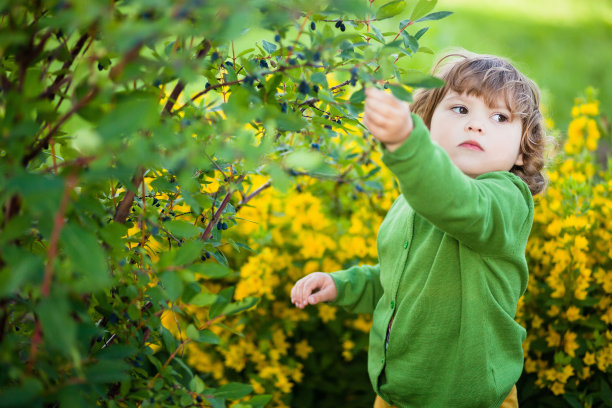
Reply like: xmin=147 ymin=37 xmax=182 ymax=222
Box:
xmin=429 ymin=90 xmax=524 ymax=178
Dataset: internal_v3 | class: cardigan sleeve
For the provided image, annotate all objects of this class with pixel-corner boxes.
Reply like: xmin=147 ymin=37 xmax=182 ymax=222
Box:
xmin=329 ymin=263 xmax=383 ymax=314
xmin=381 ymin=113 xmax=534 ymax=256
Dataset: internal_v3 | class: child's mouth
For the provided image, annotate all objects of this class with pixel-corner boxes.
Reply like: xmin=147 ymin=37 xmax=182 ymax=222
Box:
xmin=459 ymin=141 xmax=484 ymax=151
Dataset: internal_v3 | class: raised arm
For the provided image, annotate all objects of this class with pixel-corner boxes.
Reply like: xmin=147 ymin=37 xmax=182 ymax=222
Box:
xmin=381 ymin=113 xmax=533 ymax=255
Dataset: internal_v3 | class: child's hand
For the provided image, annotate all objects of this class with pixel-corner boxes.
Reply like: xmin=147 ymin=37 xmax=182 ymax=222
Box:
xmin=290 ymin=272 xmax=337 ymax=309
xmin=363 ymin=87 xmax=414 ymax=152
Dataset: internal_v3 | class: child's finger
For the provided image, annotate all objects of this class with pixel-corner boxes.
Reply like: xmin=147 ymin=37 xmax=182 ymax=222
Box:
xmin=300 ymin=276 xmax=322 ymax=307
xmin=363 ymin=109 xmax=389 ymax=129
xmin=308 ymin=284 xmax=332 ymax=305
xmin=363 ymin=118 xmax=386 ymax=141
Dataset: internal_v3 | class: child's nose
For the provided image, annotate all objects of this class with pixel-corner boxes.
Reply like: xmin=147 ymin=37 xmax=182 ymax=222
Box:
xmin=465 ymin=120 xmax=484 ymax=133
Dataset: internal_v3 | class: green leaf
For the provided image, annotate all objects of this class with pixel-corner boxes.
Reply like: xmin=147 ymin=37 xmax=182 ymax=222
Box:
xmin=246 ymin=395 xmax=274 ymax=407
xmin=84 ymin=359 xmax=130 ymax=383
xmin=410 ymin=0 xmax=437 ymax=21
xmin=414 ymin=27 xmax=429 ymax=40
xmin=160 ymin=271 xmax=183 ymax=301
xmin=0 ymin=378 xmax=43 ymax=408
xmin=61 ymin=223 xmax=111 ymax=292
xmin=370 ymin=25 xmax=385 ymax=43
xmin=191 ymin=262 xmax=231 ymax=279
xmin=349 ymin=88 xmax=366 ymax=105
xmin=214 ymin=382 xmax=253 ymax=399
xmin=164 ymin=220 xmax=200 ymax=239
xmin=401 ymin=32 xmax=419 ymax=54
xmin=221 ymin=297 xmax=259 ymax=317
xmin=37 ymin=295 xmax=77 ymax=356
xmin=189 ymin=291 xmax=218 ymax=307
xmin=261 ymin=40 xmax=277 ymax=54
xmin=175 ymin=240 xmax=205 ymax=265
xmin=376 ymin=0 xmax=407 ymax=21
xmin=186 ymin=325 xmax=220 ymax=344
xmin=150 ymin=177 xmax=179 ymax=194
xmin=415 ymin=11 xmax=453 ymax=23
xmin=389 ymin=84 xmax=413 ymax=102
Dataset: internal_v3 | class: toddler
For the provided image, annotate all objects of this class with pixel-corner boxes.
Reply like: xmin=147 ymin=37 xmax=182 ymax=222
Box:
xmin=291 ymin=51 xmax=548 ymax=407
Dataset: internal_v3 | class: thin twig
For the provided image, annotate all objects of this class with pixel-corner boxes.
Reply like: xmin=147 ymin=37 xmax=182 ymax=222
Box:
xmin=200 ymin=175 xmax=246 ymax=242
xmin=236 ymin=180 xmax=272 ymax=211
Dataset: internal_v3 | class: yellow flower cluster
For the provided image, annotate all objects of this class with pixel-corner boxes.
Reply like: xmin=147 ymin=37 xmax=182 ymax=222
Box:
xmin=519 ymin=93 xmax=611 ymax=402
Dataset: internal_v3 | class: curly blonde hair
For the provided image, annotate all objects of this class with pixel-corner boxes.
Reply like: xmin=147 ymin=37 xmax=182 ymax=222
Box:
xmin=411 ymin=51 xmax=548 ymax=195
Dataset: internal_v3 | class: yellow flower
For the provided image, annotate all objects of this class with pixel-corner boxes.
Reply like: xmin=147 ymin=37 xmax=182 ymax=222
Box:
xmin=564 ymin=306 xmax=581 ymax=322
xmin=551 ymin=381 xmax=565 ymax=395
xmin=531 ymin=315 xmax=543 ymax=329
xmin=250 ymin=378 xmax=266 ymax=394
xmin=583 ymin=352 xmax=596 ymax=366
xmin=546 ymin=326 xmax=561 ymax=348
xmin=547 ymin=305 xmax=560 ymax=317
xmin=563 ymin=331 xmax=579 ymax=357
xmin=294 ymin=339 xmax=313 ymax=359
xmin=318 ymin=304 xmax=337 ymax=323
xmin=580 ymin=102 xmax=600 ymax=116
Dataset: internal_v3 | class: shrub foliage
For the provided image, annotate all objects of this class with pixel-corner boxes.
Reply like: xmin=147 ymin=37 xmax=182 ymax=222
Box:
xmin=0 ymin=0 xmax=451 ymax=406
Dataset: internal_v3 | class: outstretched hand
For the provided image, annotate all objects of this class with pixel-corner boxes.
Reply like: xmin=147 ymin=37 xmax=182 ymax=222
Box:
xmin=363 ymin=87 xmax=414 ymax=152
xmin=291 ymin=272 xmax=338 ymax=309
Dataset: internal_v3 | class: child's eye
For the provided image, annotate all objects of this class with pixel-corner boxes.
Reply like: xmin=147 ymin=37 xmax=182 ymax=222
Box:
xmin=451 ymin=106 xmax=468 ymax=114
xmin=492 ymin=113 xmax=509 ymax=123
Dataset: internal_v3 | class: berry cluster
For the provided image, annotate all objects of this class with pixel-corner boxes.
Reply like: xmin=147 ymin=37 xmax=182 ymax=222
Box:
xmin=335 ymin=20 xmax=346 ymax=32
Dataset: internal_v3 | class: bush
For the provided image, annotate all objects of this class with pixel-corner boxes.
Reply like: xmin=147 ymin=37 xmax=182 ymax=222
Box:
xmin=0 ymin=0 xmax=451 ymax=406
xmin=517 ymin=89 xmax=612 ymax=408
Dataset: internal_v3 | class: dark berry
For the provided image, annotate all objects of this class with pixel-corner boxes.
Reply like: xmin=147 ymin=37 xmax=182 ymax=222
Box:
xmin=205 ymin=251 xmax=211 ymax=259
xmin=244 ymin=75 xmax=254 ymax=86
xmin=211 ymin=52 xmax=219 ymax=61
xmin=287 ymin=45 xmax=293 ymax=52
xmin=153 ymin=79 xmax=161 ymax=87
xmin=335 ymin=20 xmax=342 ymax=28
xmin=196 ymin=396 xmax=203 ymax=403
xmin=289 ymin=169 xmax=298 ymax=176
xmin=340 ymin=24 xmax=346 ymax=32
xmin=296 ymin=185 xmax=302 ymax=192
xmin=225 ymin=61 xmax=233 ymax=67
xmin=324 ymin=125 xmax=332 ymax=130
xmin=313 ymin=51 xmax=321 ymax=61
xmin=297 ymin=53 xmax=305 ymax=60
xmin=351 ymin=77 xmax=357 ymax=86
xmin=298 ymin=80 xmax=310 ymax=95
xmin=205 ymin=82 xmax=211 ymax=89
xmin=201 ymin=255 xmax=206 ymax=261
xmin=275 ymin=34 xmax=281 ymax=42
xmin=216 ymin=222 xmax=222 ymax=230
xmin=313 ymin=84 xmax=319 ymax=93
xmin=289 ymin=58 xmax=297 ymax=66
xmin=310 ymin=22 xmax=316 ymax=30
xmin=356 ymin=184 xmax=364 ymax=192
xmin=311 ymin=143 xmax=320 ymax=150
xmin=280 ymin=102 xmax=287 ymax=113
xmin=259 ymin=59 xmax=268 ymax=68
xmin=323 ymin=114 xmax=329 ymax=119
xmin=350 ymin=67 xmax=358 ymax=76
xmin=222 ymin=222 xmax=228 ymax=230
xmin=97 ymin=62 xmax=104 ymax=71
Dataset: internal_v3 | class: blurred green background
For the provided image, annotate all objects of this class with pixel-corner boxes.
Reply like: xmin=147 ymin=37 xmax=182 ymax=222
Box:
xmin=405 ymin=0 xmax=612 ymax=131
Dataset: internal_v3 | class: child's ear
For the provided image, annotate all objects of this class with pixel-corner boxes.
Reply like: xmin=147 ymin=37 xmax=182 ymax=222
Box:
xmin=514 ymin=153 xmax=524 ymax=166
